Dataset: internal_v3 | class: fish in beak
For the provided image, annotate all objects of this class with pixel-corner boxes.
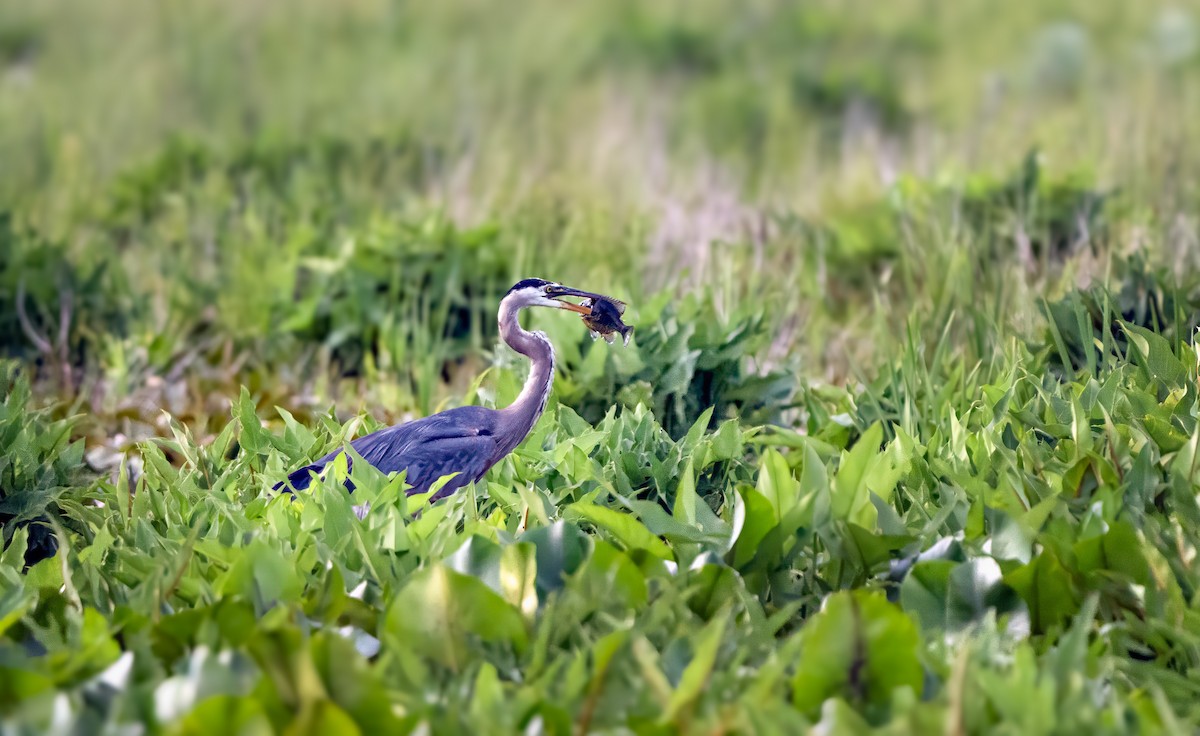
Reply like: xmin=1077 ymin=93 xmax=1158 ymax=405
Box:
xmin=545 ymin=284 xmax=633 ymax=346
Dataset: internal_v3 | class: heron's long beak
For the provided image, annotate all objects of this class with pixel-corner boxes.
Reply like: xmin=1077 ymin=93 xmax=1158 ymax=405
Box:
xmin=546 ymin=285 xmax=618 ymax=314
xmin=556 ymin=301 xmax=592 ymax=315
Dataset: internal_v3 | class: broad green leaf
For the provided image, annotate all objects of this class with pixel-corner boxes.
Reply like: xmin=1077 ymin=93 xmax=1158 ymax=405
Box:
xmin=901 ymin=558 xmax=1024 ymax=633
xmin=630 ymin=637 xmax=673 ymax=710
xmin=447 ymin=536 xmax=539 ymax=616
xmin=171 ymin=695 xmax=273 ymax=736
xmin=0 ymin=526 xmax=28 ymax=570
xmin=663 ymin=609 xmax=727 ymax=724
xmin=798 ymin=442 xmax=830 ymax=531
xmin=811 ymin=697 xmax=874 ymax=735
xmin=755 ymin=448 xmax=798 ymax=522
xmin=565 ymin=503 xmax=672 ymax=560
xmin=235 ymin=387 xmax=266 ymax=457
xmin=683 ymin=406 xmax=715 ymax=451
xmin=1122 ymin=322 xmax=1187 ymax=388
xmin=519 ymin=521 xmax=591 ymax=596
xmin=1003 ymin=548 xmax=1080 ymax=634
xmin=312 ymin=633 xmax=392 ymax=723
xmin=685 ymin=564 xmax=742 ymax=620
xmin=628 ymin=500 xmax=728 ymax=549
xmin=731 ymin=485 xmax=778 ymax=569
xmin=220 ymin=541 xmax=304 ymax=606
xmin=384 ymin=565 xmax=528 ymax=671
xmin=710 ymin=420 xmax=744 ymax=461
xmin=0 ymin=575 xmax=30 ymax=637
xmin=832 ymin=423 xmax=882 ymax=529
xmin=862 ymin=436 xmax=910 ymax=504
xmin=1143 ymin=411 xmax=1188 ymax=454
xmin=247 ymin=627 xmax=328 ymax=709
xmin=0 ymin=658 xmax=54 ymax=709
xmin=467 ymin=663 xmax=508 ymax=730
xmin=579 ymin=540 xmax=648 ymax=609
xmin=838 ymin=523 xmax=911 ymax=574
xmin=284 ymin=699 xmax=363 ymax=736
xmin=792 ymin=590 xmax=922 ymax=720
xmin=899 ymin=560 xmax=955 ymax=631
xmin=673 ymin=459 xmax=699 ymax=526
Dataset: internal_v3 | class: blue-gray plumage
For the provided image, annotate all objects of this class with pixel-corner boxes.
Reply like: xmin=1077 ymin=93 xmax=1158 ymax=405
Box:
xmin=276 ymin=278 xmax=623 ymax=502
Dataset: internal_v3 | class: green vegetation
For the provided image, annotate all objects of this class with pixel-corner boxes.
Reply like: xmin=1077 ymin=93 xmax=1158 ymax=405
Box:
xmin=4 ymin=0 xmax=1200 ymax=731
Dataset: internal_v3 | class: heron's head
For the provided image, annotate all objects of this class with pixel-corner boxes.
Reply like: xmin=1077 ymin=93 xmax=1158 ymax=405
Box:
xmin=503 ymin=278 xmax=612 ymax=315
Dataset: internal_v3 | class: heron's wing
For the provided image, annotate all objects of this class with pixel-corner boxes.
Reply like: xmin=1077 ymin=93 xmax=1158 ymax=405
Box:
xmin=381 ymin=433 xmax=499 ymax=498
xmin=279 ymin=407 xmax=499 ymax=496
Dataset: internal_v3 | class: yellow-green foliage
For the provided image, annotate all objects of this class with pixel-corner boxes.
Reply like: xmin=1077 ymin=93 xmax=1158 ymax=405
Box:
xmin=4 ymin=0 xmax=1200 ymax=732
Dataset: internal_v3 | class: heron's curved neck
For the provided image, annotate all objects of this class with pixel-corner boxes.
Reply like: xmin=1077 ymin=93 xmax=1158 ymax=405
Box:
xmin=497 ymin=295 xmax=555 ymax=448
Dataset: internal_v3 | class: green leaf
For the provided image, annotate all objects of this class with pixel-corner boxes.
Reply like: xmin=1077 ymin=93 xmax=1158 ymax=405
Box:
xmin=682 ymin=406 xmax=715 ymax=451
xmin=235 ymin=387 xmax=266 ymax=457
xmin=220 ymin=541 xmax=304 ymax=607
xmin=1122 ymin=322 xmax=1188 ymax=388
xmin=0 ymin=661 xmax=54 ymax=707
xmin=565 ymin=503 xmax=672 ymax=560
xmin=673 ymin=459 xmax=699 ymax=526
xmin=284 ymin=699 xmax=363 ymax=735
xmin=1003 ymin=548 xmax=1080 ymax=635
xmin=755 ymin=448 xmax=799 ymax=523
xmin=792 ymin=590 xmax=922 ymax=721
xmin=797 ymin=442 xmax=831 ymax=531
xmin=310 ymin=632 xmax=401 ymax=732
xmin=899 ymin=560 xmax=955 ymax=631
xmin=710 ymin=420 xmax=744 ymax=461
xmin=519 ymin=521 xmax=591 ymax=596
xmin=384 ymin=565 xmax=528 ymax=671
xmin=832 ymin=423 xmax=882 ymax=529
xmin=628 ymin=500 xmax=728 ymax=550
xmin=578 ymin=540 xmax=648 ymax=609
xmin=1143 ymin=410 xmax=1189 ymax=453
xmin=663 ymin=609 xmax=727 ymax=724
xmin=900 ymin=558 xmax=1024 ymax=633
xmin=731 ymin=485 xmax=778 ymax=569
xmin=1 ymin=526 xmax=28 ymax=570
xmin=171 ymin=695 xmax=274 ymax=736
xmin=448 ymin=536 xmax=538 ymax=616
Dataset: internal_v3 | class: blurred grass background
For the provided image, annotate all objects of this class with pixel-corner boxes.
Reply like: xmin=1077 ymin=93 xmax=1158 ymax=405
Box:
xmin=1 ymin=0 xmax=1199 ymax=447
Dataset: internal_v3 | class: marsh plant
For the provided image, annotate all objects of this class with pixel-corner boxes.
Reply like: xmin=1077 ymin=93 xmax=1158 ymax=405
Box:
xmin=4 ymin=0 xmax=1200 ymax=732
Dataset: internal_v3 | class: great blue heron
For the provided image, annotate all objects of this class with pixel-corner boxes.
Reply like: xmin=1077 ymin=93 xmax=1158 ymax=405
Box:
xmin=276 ymin=278 xmax=625 ymax=504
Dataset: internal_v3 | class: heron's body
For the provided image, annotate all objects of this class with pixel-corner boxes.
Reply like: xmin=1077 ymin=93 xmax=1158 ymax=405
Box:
xmin=278 ymin=279 xmax=610 ymax=500
xmin=281 ymin=405 xmax=502 ymax=498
